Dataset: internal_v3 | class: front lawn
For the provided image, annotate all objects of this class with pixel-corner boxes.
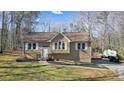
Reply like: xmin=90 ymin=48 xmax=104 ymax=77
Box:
xmin=0 ymin=53 xmax=119 ymax=81
xmin=0 ymin=53 xmax=24 ymax=62
xmin=0 ymin=62 xmax=118 ymax=81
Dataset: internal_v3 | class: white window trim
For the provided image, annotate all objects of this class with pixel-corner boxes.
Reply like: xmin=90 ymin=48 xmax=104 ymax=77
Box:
xmin=52 ymin=42 xmax=55 ymax=50
xmin=53 ymin=41 xmax=67 ymax=50
xmin=75 ymin=42 xmax=78 ymax=50
xmin=25 ymin=43 xmax=28 ymax=50
xmin=75 ymin=42 xmax=87 ymax=50
xmin=58 ymin=41 xmax=62 ymax=49
xmin=25 ymin=43 xmax=38 ymax=50
xmin=63 ymin=42 xmax=67 ymax=50
xmin=31 ymin=43 xmax=33 ymax=50
xmin=52 ymin=42 xmax=58 ymax=50
xmin=85 ymin=43 xmax=88 ymax=50
xmin=36 ymin=43 xmax=39 ymax=50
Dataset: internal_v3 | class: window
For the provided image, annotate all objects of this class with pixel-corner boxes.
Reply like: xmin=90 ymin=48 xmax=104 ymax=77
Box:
xmin=55 ymin=42 xmax=57 ymax=49
xmin=82 ymin=43 xmax=85 ymax=49
xmin=33 ymin=43 xmax=36 ymax=49
xmin=78 ymin=43 xmax=81 ymax=50
xmin=76 ymin=43 xmax=86 ymax=50
xmin=28 ymin=43 xmax=31 ymax=50
xmin=27 ymin=43 xmax=38 ymax=50
xmin=53 ymin=41 xmax=66 ymax=50
xmin=59 ymin=42 xmax=61 ymax=49
xmin=62 ymin=42 xmax=65 ymax=49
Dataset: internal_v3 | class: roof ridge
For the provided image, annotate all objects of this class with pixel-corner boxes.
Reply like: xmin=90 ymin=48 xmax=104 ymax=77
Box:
xmin=24 ymin=31 xmax=90 ymax=42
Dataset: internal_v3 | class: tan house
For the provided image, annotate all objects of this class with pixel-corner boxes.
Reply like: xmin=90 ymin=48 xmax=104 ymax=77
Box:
xmin=24 ymin=32 xmax=91 ymax=63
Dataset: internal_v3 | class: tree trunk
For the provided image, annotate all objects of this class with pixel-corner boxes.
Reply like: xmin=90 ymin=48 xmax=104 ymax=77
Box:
xmin=0 ymin=11 xmax=5 ymax=53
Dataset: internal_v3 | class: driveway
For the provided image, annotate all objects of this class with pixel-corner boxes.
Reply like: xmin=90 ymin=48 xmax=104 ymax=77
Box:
xmin=92 ymin=59 xmax=124 ymax=80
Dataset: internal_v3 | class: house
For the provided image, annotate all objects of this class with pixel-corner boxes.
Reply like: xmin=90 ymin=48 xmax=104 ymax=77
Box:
xmin=23 ymin=32 xmax=91 ymax=63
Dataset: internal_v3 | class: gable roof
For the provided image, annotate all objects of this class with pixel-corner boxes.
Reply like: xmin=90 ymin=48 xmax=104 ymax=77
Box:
xmin=63 ymin=32 xmax=90 ymax=42
xmin=24 ymin=32 xmax=90 ymax=42
xmin=24 ymin=32 xmax=58 ymax=42
xmin=49 ymin=33 xmax=71 ymax=42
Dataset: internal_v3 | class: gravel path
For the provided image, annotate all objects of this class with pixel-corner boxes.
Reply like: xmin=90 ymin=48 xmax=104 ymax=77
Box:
xmin=39 ymin=61 xmax=110 ymax=71
xmin=92 ymin=59 xmax=124 ymax=80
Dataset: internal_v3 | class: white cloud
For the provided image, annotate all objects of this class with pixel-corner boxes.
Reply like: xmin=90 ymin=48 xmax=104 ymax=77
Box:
xmin=51 ymin=11 xmax=63 ymax=15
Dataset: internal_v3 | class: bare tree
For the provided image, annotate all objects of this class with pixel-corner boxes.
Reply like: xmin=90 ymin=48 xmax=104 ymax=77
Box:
xmin=0 ymin=11 xmax=5 ymax=53
xmin=0 ymin=11 xmax=40 ymax=53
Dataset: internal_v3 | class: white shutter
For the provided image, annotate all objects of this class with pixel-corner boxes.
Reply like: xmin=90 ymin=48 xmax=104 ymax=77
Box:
xmin=36 ymin=43 xmax=39 ymax=50
xmin=75 ymin=43 xmax=77 ymax=50
xmin=52 ymin=42 xmax=55 ymax=50
xmin=31 ymin=43 xmax=33 ymax=50
xmin=65 ymin=42 xmax=67 ymax=50
xmin=25 ymin=43 xmax=28 ymax=50
xmin=85 ymin=43 xmax=88 ymax=50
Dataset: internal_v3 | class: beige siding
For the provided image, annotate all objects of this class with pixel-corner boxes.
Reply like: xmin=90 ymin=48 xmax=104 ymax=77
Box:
xmin=25 ymin=34 xmax=91 ymax=63
xmin=49 ymin=43 xmax=78 ymax=61
xmin=79 ymin=45 xmax=91 ymax=63
xmin=49 ymin=33 xmax=70 ymax=53
xmin=25 ymin=42 xmax=50 ymax=59
xmin=38 ymin=42 xmax=50 ymax=47
xmin=49 ymin=42 xmax=91 ymax=63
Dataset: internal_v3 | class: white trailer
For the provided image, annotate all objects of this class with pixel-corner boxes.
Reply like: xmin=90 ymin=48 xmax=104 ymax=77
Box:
xmin=103 ymin=49 xmax=117 ymax=57
xmin=103 ymin=49 xmax=119 ymax=62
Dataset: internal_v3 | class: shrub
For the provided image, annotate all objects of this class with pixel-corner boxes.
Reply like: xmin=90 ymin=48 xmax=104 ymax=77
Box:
xmin=117 ymin=53 xmax=124 ymax=61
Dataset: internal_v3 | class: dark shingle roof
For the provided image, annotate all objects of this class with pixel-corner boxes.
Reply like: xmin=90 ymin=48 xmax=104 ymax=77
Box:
xmin=63 ymin=32 xmax=90 ymax=42
xmin=24 ymin=32 xmax=58 ymax=42
xmin=24 ymin=32 xmax=90 ymax=42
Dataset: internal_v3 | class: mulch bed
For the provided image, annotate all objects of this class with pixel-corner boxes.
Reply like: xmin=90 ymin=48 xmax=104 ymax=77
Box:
xmin=16 ymin=58 xmax=36 ymax=62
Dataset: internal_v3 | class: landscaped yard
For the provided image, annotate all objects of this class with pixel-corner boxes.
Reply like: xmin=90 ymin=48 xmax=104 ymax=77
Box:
xmin=0 ymin=53 xmax=119 ymax=81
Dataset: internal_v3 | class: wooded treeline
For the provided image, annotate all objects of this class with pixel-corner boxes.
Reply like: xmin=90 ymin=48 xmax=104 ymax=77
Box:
xmin=0 ymin=11 xmax=124 ymax=53
xmin=36 ymin=11 xmax=124 ymax=53
xmin=0 ymin=11 xmax=40 ymax=53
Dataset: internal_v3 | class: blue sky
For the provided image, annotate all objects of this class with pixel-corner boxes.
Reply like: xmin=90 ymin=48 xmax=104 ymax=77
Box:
xmin=35 ymin=11 xmax=99 ymax=32
xmin=38 ymin=11 xmax=80 ymax=25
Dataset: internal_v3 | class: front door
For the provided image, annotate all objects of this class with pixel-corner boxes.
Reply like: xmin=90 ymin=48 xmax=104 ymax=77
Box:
xmin=43 ymin=48 xmax=48 ymax=59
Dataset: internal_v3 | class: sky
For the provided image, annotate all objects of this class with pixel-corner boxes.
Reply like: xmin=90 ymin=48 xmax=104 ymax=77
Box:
xmin=35 ymin=11 xmax=99 ymax=32
xmin=39 ymin=11 xmax=80 ymax=24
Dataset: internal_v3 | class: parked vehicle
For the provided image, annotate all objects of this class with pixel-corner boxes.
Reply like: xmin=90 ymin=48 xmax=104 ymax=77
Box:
xmin=102 ymin=49 xmax=119 ymax=62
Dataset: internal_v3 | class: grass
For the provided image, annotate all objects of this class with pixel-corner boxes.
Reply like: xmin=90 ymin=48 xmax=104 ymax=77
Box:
xmin=0 ymin=62 xmax=118 ymax=81
xmin=117 ymin=53 xmax=124 ymax=62
xmin=0 ymin=53 xmax=119 ymax=81
xmin=0 ymin=53 xmax=24 ymax=62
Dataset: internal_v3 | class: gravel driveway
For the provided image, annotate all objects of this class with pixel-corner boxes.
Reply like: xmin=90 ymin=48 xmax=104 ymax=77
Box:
xmin=99 ymin=64 xmax=124 ymax=80
xmin=92 ymin=59 xmax=124 ymax=80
